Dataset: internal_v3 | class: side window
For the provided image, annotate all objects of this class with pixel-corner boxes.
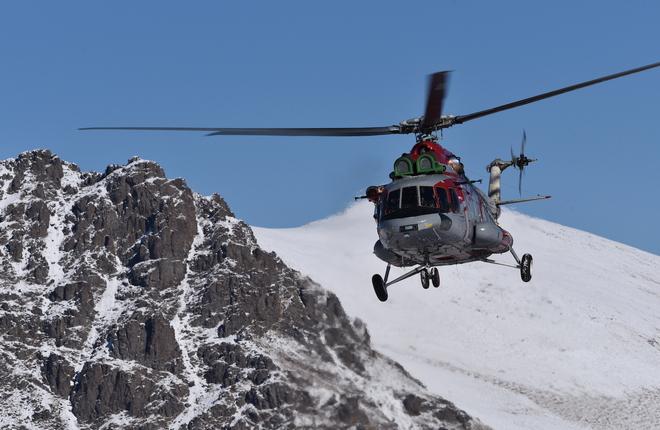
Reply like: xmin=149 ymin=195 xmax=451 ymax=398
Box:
xmin=401 ymin=187 xmax=418 ymax=209
xmin=449 ymin=189 xmax=461 ymax=213
xmin=435 ymin=187 xmax=450 ymax=213
xmin=385 ymin=189 xmax=400 ymax=214
xmin=419 ymin=186 xmax=435 ymax=208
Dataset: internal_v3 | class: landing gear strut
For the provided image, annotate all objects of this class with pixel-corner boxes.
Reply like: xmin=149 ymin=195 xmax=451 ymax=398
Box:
xmin=480 ymin=248 xmax=533 ymax=282
xmin=372 ymin=264 xmax=440 ymax=302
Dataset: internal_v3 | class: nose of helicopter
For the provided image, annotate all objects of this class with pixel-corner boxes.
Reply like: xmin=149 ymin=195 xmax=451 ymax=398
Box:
xmin=378 ymin=213 xmax=461 ymax=249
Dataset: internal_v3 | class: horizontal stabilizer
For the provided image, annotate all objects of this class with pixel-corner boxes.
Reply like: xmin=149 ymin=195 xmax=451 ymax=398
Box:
xmin=497 ymin=195 xmax=551 ymax=206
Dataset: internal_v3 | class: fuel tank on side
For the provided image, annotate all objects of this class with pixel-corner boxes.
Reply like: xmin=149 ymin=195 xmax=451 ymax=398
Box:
xmin=474 ymin=222 xmax=513 ymax=254
xmin=473 ymin=222 xmax=503 ymax=248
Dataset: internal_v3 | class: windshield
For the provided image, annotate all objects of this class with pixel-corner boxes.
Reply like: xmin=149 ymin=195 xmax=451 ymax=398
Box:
xmin=380 ymin=184 xmax=462 ymax=220
xmin=382 ymin=185 xmax=448 ymax=220
xmin=401 ymin=187 xmax=418 ymax=209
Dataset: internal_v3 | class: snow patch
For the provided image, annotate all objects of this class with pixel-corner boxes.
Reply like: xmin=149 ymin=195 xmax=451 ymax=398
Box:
xmin=169 ymin=212 xmax=225 ymax=428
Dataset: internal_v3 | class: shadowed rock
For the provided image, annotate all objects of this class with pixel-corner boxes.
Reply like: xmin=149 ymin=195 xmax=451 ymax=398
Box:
xmin=108 ymin=314 xmax=183 ymax=373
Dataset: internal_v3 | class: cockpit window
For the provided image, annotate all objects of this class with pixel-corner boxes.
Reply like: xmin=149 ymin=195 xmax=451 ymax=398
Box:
xmin=449 ymin=189 xmax=461 ymax=212
xmin=435 ymin=187 xmax=450 ymax=213
xmin=419 ymin=186 xmax=435 ymax=208
xmin=384 ymin=189 xmax=400 ymax=215
xmin=401 ymin=187 xmax=418 ymax=209
xmin=381 ymin=185 xmax=443 ymax=221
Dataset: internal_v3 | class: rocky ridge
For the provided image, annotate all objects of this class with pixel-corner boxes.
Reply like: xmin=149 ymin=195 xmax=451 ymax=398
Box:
xmin=0 ymin=150 xmax=489 ymax=429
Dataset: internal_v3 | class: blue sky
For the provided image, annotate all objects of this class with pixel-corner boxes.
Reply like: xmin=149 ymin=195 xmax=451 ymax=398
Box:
xmin=1 ymin=1 xmax=659 ymax=254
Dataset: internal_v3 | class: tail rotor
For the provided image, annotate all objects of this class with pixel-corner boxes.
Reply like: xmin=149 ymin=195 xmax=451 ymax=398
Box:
xmin=511 ymin=130 xmax=537 ymax=195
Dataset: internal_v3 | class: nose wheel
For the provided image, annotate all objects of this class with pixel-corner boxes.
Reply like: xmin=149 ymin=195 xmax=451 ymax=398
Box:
xmin=430 ymin=267 xmax=440 ymax=288
xmin=421 ymin=267 xmax=440 ymax=288
xmin=420 ymin=269 xmax=430 ymax=289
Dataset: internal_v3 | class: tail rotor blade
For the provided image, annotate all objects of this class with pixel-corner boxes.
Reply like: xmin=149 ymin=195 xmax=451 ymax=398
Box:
xmin=518 ymin=168 xmax=524 ymax=196
xmin=521 ymin=130 xmax=527 ymax=156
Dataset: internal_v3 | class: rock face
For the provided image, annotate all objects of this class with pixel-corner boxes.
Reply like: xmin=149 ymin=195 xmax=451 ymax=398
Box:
xmin=0 ymin=150 xmax=490 ymax=429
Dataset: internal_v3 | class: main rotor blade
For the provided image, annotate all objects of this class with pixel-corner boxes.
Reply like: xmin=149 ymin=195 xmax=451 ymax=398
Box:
xmin=79 ymin=126 xmax=225 ymax=132
xmin=421 ymin=71 xmax=450 ymax=131
xmin=79 ymin=125 xmax=402 ymax=137
xmin=452 ymin=61 xmax=660 ymax=125
xmin=205 ymin=126 xmax=401 ymax=137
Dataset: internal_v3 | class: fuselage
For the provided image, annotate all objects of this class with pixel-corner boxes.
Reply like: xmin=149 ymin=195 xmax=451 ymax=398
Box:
xmin=371 ymin=140 xmax=512 ymax=267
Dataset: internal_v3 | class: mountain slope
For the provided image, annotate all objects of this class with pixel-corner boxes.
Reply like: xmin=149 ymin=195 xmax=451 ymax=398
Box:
xmin=254 ymin=201 xmax=660 ymax=430
xmin=0 ymin=150 xmax=488 ymax=430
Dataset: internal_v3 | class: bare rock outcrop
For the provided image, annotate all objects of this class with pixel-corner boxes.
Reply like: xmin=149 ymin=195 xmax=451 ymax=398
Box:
xmin=0 ymin=150 xmax=490 ymax=430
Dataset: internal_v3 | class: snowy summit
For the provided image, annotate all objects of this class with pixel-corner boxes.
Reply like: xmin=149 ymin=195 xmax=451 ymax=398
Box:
xmin=254 ymin=200 xmax=660 ymax=430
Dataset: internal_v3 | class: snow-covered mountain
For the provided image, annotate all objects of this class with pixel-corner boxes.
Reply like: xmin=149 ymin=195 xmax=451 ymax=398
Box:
xmin=0 ymin=151 xmax=490 ymax=429
xmin=254 ymin=200 xmax=660 ymax=430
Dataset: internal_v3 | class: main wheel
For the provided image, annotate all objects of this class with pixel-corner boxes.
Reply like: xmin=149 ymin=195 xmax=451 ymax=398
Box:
xmin=372 ymin=274 xmax=388 ymax=302
xmin=420 ymin=269 xmax=430 ymax=289
xmin=520 ymin=254 xmax=533 ymax=282
xmin=430 ymin=267 xmax=440 ymax=288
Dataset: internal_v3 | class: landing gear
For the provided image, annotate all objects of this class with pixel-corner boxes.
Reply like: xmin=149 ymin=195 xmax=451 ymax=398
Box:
xmin=520 ymin=253 xmax=533 ymax=282
xmin=510 ymin=248 xmax=533 ymax=282
xmin=430 ymin=267 xmax=440 ymax=288
xmin=509 ymin=248 xmax=533 ymax=282
xmin=420 ymin=269 xmax=430 ymax=289
xmin=480 ymin=248 xmax=533 ymax=283
xmin=372 ymin=274 xmax=388 ymax=302
xmin=371 ymin=264 xmax=442 ymax=301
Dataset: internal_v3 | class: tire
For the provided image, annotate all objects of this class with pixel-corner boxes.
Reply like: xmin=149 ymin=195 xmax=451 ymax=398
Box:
xmin=520 ymin=254 xmax=533 ymax=282
xmin=420 ymin=269 xmax=430 ymax=289
xmin=431 ymin=267 xmax=440 ymax=288
xmin=372 ymin=274 xmax=388 ymax=302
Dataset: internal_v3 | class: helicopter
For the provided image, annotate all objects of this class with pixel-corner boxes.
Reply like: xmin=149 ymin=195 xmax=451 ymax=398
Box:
xmin=81 ymin=61 xmax=660 ymax=302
